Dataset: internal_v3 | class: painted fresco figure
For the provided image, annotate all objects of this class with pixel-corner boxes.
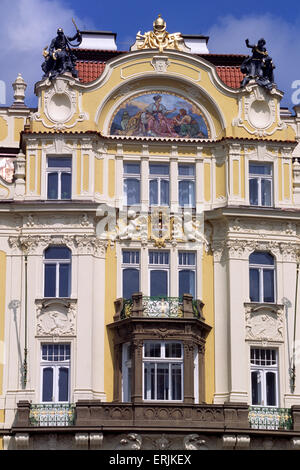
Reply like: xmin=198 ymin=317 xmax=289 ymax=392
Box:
xmin=42 ymin=27 xmax=82 ymax=80
xmin=240 ymin=38 xmax=275 ymax=90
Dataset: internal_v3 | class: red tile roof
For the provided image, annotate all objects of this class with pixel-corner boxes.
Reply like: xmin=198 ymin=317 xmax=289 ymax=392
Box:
xmin=76 ymin=60 xmax=244 ymax=89
xmin=76 ymin=61 xmax=106 ymax=83
xmin=216 ymin=66 xmax=244 ymax=89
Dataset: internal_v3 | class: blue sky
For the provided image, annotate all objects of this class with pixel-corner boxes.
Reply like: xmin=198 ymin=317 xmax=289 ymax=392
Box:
xmin=1 ymin=0 xmax=300 ymax=108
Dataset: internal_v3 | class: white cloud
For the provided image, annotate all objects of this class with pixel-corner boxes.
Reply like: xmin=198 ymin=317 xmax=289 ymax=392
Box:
xmin=207 ymin=14 xmax=300 ymax=108
xmin=0 ymin=0 xmax=94 ymax=107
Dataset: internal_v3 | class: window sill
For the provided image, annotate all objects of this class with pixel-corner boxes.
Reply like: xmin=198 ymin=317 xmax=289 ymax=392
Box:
xmin=244 ymin=302 xmax=284 ymax=314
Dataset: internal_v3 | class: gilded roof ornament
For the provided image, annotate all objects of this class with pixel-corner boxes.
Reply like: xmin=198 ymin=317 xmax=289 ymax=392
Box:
xmin=131 ymin=14 xmax=190 ymax=53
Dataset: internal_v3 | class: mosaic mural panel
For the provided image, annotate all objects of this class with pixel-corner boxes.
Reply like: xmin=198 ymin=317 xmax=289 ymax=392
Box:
xmin=109 ymin=92 xmax=209 ymax=138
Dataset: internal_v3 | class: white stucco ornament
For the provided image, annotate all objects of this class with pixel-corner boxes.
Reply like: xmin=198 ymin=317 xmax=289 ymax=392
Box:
xmin=245 ymin=304 xmax=284 ymax=342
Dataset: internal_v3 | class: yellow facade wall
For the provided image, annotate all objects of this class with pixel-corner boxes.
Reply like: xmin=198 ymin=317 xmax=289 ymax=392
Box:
xmin=83 ymin=154 xmax=89 ymax=192
xmin=240 ymin=153 xmax=245 ymax=199
xmin=278 ymin=155 xmax=283 ymax=201
xmin=104 ymin=243 xmax=117 ymax=401
xmin=202 ymin=246 xmax=215 ymax=403
xmin=14 ymin=117 xmax=24 ymax=142
xmin=233 ymin=160 xmax=239 ymax=195
xmin=95 ymin=158 xmax=103 ymax=194
xmin=76 ymin=147 xmax=81 ymax=195
xmin=215 ymin=163 xmax=226 ymax=199
xmin=204 ymin=163 xmax=211 ymax=202
xmin=283 ymin=163 xmax=290 ymax=200
xmin=29 ymin=154 xmax=36 ymax=193
xmin=108 ymin=159 xmax=115 ymax=198
xmin=0 ymin=117 xmax=8 ymax=142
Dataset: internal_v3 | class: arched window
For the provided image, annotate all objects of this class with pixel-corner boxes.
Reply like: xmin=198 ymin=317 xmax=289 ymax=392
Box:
xmin=44 ymin=246 xmax=71 ymax=298
xmin=249 ymin=251 xmax=275 ymax=303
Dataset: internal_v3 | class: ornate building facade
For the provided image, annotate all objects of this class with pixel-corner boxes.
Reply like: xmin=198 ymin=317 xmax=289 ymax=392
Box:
xmin=1 ymin=16 xmax=300 ymax=450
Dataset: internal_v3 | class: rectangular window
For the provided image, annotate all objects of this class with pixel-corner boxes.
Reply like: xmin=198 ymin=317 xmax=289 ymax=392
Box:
xmin=249 ymin=162 xmax=272 ymax=207
xmin=44 ymin=246 xmax=71 ymax=298
xmin=122 ymin=343 xmax=132 ymax=402
xmin=178 ymin=252 xmax=196 ymax=298
xmin=149 ymin=163 xmax=169 ymax=206
xmin=47 ymin=157 xmax=72 ymax=200
xmin=143 ymin=341 xmax=183 ymax=401
xmin=123 ymin=162 xmax=140 ymax=205
xmin=178 ymin=164 xmax=195 ymax=207
xmin=250 ymin=348 xmax=278 ymax=407
xmin=249 ymin=252 xmax=275 ymax=303
xmin=122 ymin=250 xmax=140 ymax=299
xmin=149 ymin=251 xmax=169 ymax=297
xmin=41 ymin=344 xmax=71 ymax=403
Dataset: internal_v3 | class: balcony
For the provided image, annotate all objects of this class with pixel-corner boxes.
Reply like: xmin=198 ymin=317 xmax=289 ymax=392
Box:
xmin=114 ymin=292 xmax=205 ymax=321
xmin=29 ymin=403 xmax=75 ymax=427
xmin=249 ymin=406 xmax=292 ymax=430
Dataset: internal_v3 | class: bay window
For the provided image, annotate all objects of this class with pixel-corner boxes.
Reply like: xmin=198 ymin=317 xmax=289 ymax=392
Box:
xmin=249 ymin=162 xmax=272 ymax=207
xmin=47 ymin=157 xmax=72 ymax=200
xmin=143 ymin=341 xmax=183 ymax=401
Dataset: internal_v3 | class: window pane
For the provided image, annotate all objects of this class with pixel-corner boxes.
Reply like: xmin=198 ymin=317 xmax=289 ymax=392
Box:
xmin=48 ymin=157 xmax=72 ymax=168
xmin=124 ymin=178 xmax=140 ymax=205
xmin=58 ymin=367 xmax=69 ymax=402
xmin=251 ymin=371 xmax=261 ymax=405
xmin=160 ymin=179 xmax=169 ymax=205
xmin=47 ymin=172 xmax=58 ymax=200
xmin=42 ymin=368 xmax=53 ymax=402
xmin=144 ymin=343 xmax=161 ymax=357
xmin=123 ymin=268 xmax=139 ymax=299
xmin=249 ymin=252 xmax=274 ymax=265
xmin=179 ymin=270 xmax=195 ymax=297
xmin=150 ymin=270 xmax=168 ymax=297
xmin=122 ymin=251 xmax=139 ymax=264
xmin=157 ymin=363 xmax=169 ymax=400
xmin=150 ymin=179 xmax=158 ymax=205
xmin=144 ymin=363 xmax=155 ymax=399
xmin=165 ymin=343 xmax=182 ymax=358
xmin=249 ymin=178 xmax=258 ymax=205
xmin=266 ymin=372 xmax=276 ymax=406
xmin=249 ymin=268 xmax=259 ymax=302
xmin=249 ymin=163 xmax=271 ymax=175
xmin=261 ymin=178 xmax=272 ymax=206
xmin=178 ymin=164 xmax=195 ymax=176
xmin=61 ymin=172 xmax=72 ymax=199
xmin=149 ymin=164 xmax=169 ymax=175
xmin=179 ymin=180 xmax=195 ymax=207
xmin=59 ymin=263 xmax=71 ymax=297
xmin=44 ymin=264 xmax=56 ymax=297
xmin=171 ymin=364 xmax=182 ymax=400
xmin=263 ymin=269 xmax=274 ymax=302
xmin=124 ymin=163 xmax=140 ymax=174
xmin=45 ymin=246 xmax=71 ymax=260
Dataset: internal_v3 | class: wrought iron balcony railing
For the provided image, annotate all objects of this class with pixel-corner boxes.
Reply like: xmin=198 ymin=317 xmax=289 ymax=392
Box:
xmin=116 ymin=293 xmax=205 ymax=320
xmin=29 ymin=403 xmax=75 ymax=427
xmin=249 ymin=406 xmax=292 ymax=430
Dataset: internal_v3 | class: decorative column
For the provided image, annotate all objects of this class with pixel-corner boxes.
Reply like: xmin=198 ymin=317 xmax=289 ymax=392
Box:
xmin=141 ymin=148 xmax=149 ymax=213
xmin=131 ymin=339 xmax=143 ymax=403
xmin=183 ymin=340 xmax=195 ymax=404
xmin=170 ymin=152 xmax=178 ymax=213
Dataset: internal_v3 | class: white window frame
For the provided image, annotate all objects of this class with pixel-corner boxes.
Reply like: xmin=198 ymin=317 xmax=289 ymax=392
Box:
xmin=123 ymin=162 xmax=141 ymax=206
xmin=46 ymin=156 xmax=72 ymax=200
xmin=249 ymin=162 xmax=273 ymax=207
xmin=178 ymin=251 xmax=196 ymax=298
xmin=143 ymin=341 xmax=184 ymax=402
xmin=178 ymin=164 xmax=195 ymax=208
xmin=43 ymin=247 xmax=71 ymax=298
xmin=122 ymin=250 xmax=140 ymax=298
xmin=149 ymin=251 xmax=170 ymax=297
xmin=250 ymin=347 xmax=279 ymax=407
xmin=249 ymin=252 xmax=276 ymax=303
xmin=149 ymin=163 xmax=170 ymax=207
xmin=40 ymin=344 xmax=71 ymax=403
